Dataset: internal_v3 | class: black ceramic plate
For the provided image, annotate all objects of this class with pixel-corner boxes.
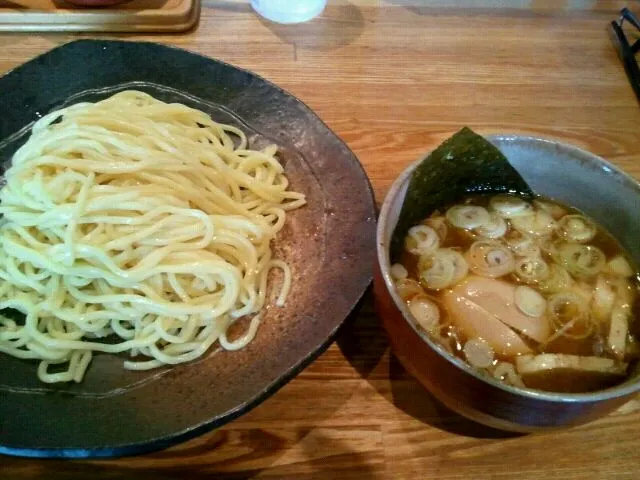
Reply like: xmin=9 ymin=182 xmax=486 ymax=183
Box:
xmin=0 ymin=40 xmax=376 ymax=457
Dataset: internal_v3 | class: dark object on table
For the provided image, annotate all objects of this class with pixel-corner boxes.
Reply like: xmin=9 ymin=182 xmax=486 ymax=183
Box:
xmin=0 ymin=40 xmax=376 ymax=458
xmin=609 ymin=7 xmax=640 ymax=102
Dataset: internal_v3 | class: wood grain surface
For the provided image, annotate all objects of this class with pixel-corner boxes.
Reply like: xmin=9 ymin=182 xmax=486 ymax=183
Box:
xmin=2 ymin=1 xmax=640 ymax=478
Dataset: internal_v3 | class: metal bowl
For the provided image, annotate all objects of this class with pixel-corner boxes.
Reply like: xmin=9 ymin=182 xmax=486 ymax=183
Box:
xmin=374 ymin=135 xmax=640 ymax=432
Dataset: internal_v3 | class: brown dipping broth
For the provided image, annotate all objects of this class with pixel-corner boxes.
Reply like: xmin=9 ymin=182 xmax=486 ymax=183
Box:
xmin=396 ymin=194 xmax=640 ymax=393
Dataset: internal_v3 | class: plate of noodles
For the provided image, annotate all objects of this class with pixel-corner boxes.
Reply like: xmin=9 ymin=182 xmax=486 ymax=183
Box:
xmin=0 ymin=40 xmax=376 ymax=456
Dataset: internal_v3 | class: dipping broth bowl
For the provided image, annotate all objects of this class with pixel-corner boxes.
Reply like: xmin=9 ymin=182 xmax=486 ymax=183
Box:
xmin=374 ymin=135 xmax=640 ymax=432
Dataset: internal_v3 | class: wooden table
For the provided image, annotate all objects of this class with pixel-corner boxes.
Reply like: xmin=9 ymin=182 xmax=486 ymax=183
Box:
xmin=2 ymin=1 xmax=640 ymax=478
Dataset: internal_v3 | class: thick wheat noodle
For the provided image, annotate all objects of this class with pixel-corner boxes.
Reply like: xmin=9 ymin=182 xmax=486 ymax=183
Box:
xmin=0 ymin=90 xmax=305 ymax=383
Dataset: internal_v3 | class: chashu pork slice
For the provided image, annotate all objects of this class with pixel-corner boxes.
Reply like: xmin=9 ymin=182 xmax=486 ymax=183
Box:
xmin=455 ymin=276 xmax=551 ymax=343
xmin=442 ymin=276 xmax=552 ymax=357
xmin=443 ymin=290 xmax=532 ymax=357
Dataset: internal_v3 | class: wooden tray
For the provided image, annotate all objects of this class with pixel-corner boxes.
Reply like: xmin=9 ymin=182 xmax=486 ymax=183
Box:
xmin=0 ymin=0 xmax=200 ymax=32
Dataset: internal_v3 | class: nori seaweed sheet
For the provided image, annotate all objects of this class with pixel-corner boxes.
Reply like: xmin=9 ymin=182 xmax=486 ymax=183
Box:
xmin=390 ymin=127 xmax=534 ymax=262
